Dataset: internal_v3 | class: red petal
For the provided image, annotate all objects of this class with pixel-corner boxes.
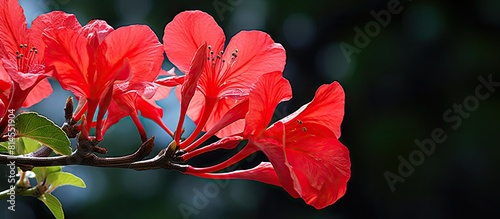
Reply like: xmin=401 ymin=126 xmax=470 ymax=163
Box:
xmin=136 ymin=95 xmax=170 ymax=133
xmin=213 ymin=118 xmax=245 ymax=138
xmin=22 ymin=79 xmax=52 ymax=108
xmin=115 ymin=81 xmax=155 ymax=99
xmin=219 ymin=31 xmax=286 ymax=94
xmin=174 ymin=43 xmax=207 ymax=142
xmin=155 ymin=75 xmax=185 ymax=87
xmin=287 ymin=137 xmax=350 ymax=209
xmin=152 ymin=83 xmax=173 ymax=101
xmin=244 ymin=71 xmax=292 ymax=136
xmin=29 ymin=11 xmax=81 ymax=59
xmin=101 ymin=97 xmax=131 ymax=138
xmin=163 ymin=10 xmax=225 ymax=73
xmin=203 ymin=96 xmax=247 ymax=138
xmin=0 ymin=55 xmax=41 ymax=90
xmin=96 ymin=25 xmax=163 ymax=89
xmin=96 ymin=85 xmax=114 ymax=140
xmin=0 ymin=67 xmax=10 ymax=91
xmin=251 ymin=124 xmax=303 ymax=199
xmin=280 ymin=82 xmax=345 ymax=138
xmin=261 ymin=120 xmax=351 ymax=209
xmin=184 ymin=99 xmax=248 ymax=152
xmin=80 ymin=20 xmax=114 ymax=44
xmin=0 ymin=0 xmax=28 ymax=57
xmin=43 ymin=28 xmax=90 ymax=99
xmin=176 ymin=88 xmax=204 ymax=125
xmin=0 ymin=97 xmax=5 ymax=117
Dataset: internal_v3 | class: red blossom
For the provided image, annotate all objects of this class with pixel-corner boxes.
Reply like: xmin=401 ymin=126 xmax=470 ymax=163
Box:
xmin=185 ymin=72 xmax=351 ymax=209
xmin=0 ymin=0 xmax=79 ymax=132
xmin=0 ymin=3 xmax=351 ymax=209
xmin=162 ymin=10 xmax=286 ymax=150
xmin=44 ymin=18 xmax=164 ymax=140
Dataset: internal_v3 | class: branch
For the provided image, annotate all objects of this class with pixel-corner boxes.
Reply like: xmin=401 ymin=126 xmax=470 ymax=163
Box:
xmin=0 ymin=186 xmax=38 ymax=200
xmin=0 ymin=136 xmax=187 ymax=171
xmin=0 ymin=95 xmax=187 ymax=172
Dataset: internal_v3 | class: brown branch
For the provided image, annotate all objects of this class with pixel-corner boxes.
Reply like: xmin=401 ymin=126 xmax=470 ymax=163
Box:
xmin=108 ymin=148 xmax=187 ymax=171
xmin=0 ymin=136 xmax=187 ymax=172
xmin=0 ymin=96 xmax=187 ymax=172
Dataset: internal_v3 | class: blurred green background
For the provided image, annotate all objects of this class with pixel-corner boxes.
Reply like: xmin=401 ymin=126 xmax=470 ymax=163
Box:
xmin=1 ymin=0 xmax=500 ymax=218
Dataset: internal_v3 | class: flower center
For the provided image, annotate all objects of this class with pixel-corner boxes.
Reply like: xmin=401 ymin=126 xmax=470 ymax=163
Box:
xmin=15 ymin=43 xmax=40 ymax=73
xmin=205 ymin=45 xmax=238 ymax=88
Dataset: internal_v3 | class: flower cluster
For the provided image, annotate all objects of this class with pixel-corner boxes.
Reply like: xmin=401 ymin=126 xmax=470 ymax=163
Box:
xmin=0 ymin=0 xmax=350 ymax=209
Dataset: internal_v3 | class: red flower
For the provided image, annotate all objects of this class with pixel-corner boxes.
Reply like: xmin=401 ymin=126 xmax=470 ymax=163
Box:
xmin=44 ymin=18 xmax=163 ymax=140
xmin=163 ymin=10 xmax=286 ymax=150
xmin=0 ymin=0 xmax=79 ymax=132
xmin=102 ymin=68 xmax=174 ymax=142
xmin=185 ymin=72 xmax=351 ymax=209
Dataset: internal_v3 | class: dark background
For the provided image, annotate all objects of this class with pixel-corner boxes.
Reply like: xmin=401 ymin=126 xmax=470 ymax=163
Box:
xmin=1 ymin=0 xmax=500 ymax=218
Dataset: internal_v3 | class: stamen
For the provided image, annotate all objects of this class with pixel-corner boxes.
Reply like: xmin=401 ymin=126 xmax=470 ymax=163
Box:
xmin=14 ymin=43 xmax=40 ymax=72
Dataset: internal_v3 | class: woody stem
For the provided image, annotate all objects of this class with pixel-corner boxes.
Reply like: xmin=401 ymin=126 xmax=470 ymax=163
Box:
xmin=0 ymin=136 xmax=186 ymax=171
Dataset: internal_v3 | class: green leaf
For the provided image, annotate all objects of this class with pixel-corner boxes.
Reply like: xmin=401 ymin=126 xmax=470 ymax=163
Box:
xmin=32 ymin=166 xmax=62 ymax=185
xmin=0 ymin=142 xmax=9 ymax=153
xmin=15 ymin=112 xmax=71 ymax=155
xmin=46 ymin=172 xmax=86 ymax=191
xmin=39 ymin=193 xmax=64 ymax=219
xmin=16 ymin=137 xmax=42 ymax=155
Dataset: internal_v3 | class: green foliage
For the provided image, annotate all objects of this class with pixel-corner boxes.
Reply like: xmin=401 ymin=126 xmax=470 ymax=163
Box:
xmin=16 ymin=137 xmax=43 ymax=155
xmin=15 ymin=112 xmax=71 ymax=155
xmin=32 ymin=166 xmax=62 ymax=185
xmin=7 ymin=112 xmax=85 ymax=219
xmin=32 ymin=166 xmax=86 ymax=219
xmin=46 ymin=172 xmax=86 ymax=191
xmin=39 ymin=193 xmax=64 ymax=219
xmin=0 ymin=142 xmax=8 ymax=153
